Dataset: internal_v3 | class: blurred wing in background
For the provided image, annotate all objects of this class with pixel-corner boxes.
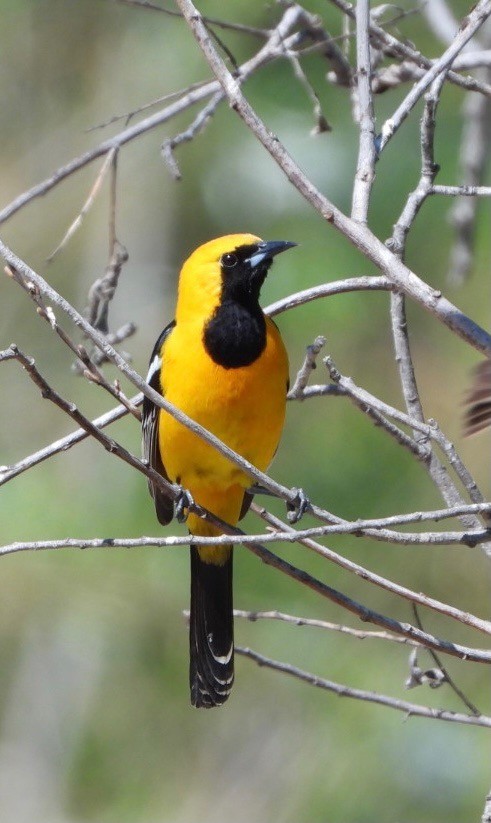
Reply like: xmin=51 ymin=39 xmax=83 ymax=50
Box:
xmin=463 ymin=360 xmax=491 ymax=436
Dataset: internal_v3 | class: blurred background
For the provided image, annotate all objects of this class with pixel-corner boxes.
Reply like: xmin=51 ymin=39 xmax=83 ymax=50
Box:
xmin=1 ymin=0 xmax=490 ymax=821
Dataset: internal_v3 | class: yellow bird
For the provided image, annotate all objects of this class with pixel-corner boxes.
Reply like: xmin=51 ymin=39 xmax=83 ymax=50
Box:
xmin=142 ymin=234 xmax=295 ymax=707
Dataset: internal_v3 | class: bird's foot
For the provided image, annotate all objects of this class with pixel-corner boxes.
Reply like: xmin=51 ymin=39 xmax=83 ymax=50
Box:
xmin=175 ymin=486 xmax=194 ymax=523
xmin=287 ymin=487 xmax=310 ymax=523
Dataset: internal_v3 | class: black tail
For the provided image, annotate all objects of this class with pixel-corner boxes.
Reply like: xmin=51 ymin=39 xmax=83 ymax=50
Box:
xmin=189 ymin=546 xmax=234 ymax=708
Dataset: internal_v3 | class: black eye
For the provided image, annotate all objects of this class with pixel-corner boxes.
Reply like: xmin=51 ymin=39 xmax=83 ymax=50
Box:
xmin=221 ymin=252 xmax=238 ymax=268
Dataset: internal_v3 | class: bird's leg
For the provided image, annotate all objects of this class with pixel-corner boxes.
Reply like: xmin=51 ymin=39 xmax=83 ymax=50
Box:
xmin=174 ymin=486 xmax=195 ymax=523
xmin=287 ymin=487 xmax=310 ymax=523
xmin=247 ymin=484 xmax=277 ymax=498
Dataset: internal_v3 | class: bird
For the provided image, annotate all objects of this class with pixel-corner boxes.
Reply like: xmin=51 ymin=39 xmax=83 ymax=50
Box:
xmin=142 ymin=233 xmax=296 ymax=708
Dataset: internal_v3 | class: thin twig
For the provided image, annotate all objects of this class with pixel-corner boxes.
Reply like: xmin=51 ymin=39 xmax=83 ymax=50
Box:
xmin=47 ymin=148 xmax=117 ymax=262
xmin=448 ymin=35 xmax=491 ymax=284
xmin=113 ymin=0 xmax=269 ymax=37
xmin=236 ymin=647 xmax=491 ymax=727
xmin=371 ymin=51 xmax=491 ymax=93
xmin=2 ymin=521 xmax=491 ymax=552
xmin=432 ymin=184 xmax=491 ymax=196
xmin=283 ymin=48 xmax=331 ymax=134
xmin=351 ymin=0 xmax=376 ymax=222
xmin=288 ymin=336 xmax=326 ymax=399
xmin=162 ymin=91 xmax=223 ymax=179
xmin=389 ymin=75 xmax=445 ymax=257
xmin=323 ymin=353 xmax=425 ymax=458
xmin=411 ymin=604 xmax=481 ymax=716
xmin=234 ymin=608 xmax=422 ymax=645
xmin=265 ymin=275 xmax=392 ymax=316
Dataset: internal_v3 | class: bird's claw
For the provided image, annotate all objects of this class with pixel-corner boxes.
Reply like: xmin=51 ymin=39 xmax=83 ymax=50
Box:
xmin=175 ymin=486 xmax=194 ymax=523
xmin=287 ymin=487 xmax=310 ymax=523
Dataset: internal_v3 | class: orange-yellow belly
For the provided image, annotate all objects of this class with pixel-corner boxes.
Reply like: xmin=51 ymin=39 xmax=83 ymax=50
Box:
xmin=158 ymin=316 xmax=288 ymax=534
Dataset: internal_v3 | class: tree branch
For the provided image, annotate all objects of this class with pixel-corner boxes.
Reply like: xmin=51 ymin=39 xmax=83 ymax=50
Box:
xmin=236 ymin=647 xmax=491 ymax=727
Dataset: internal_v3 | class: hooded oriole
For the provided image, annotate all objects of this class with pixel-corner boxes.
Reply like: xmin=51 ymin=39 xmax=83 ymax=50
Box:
xmin=142 ymin=234 xmax=295 ymax=708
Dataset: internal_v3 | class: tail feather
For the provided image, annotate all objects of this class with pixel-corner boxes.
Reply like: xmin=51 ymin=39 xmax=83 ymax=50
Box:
xmin=189 ymin=546 xmax=234 ymax=708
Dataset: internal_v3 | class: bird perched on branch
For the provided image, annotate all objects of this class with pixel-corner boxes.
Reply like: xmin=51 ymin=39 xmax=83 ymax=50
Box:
xmin=142 ymin=234 xmax=295 ymax=707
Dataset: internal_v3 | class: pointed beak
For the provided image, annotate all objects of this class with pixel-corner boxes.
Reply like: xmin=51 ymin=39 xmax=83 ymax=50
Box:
xmin=247 ymin=240 xmax=297 ymax=269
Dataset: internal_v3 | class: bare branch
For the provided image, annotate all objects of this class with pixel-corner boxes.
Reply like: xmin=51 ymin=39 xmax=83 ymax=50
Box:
xmin=432 ymin=184 xmax=491 ymax=197
xmin=423 ymin=0 xmax=481 ymax=49
xmin=371 ymin=52 xmax=491 ymax=93
xmin=351 ymin=0 xmax=376 ymax=222
xmin=265 ymin=275 xmax=392 ymax=316
xmin=2 ymin=519 xmax=491 ymax=553
xmin=384 ymin=72 xmax=489 ymax=540
xmin=288 ymin=336 xmax=326 ymax=399
xmin=236 ymin=647 xmax=491 ymax=727
xmin=84 ymin=240 xmax=129 ymax=336
xmin=113 ymin=0 xmax=269 ymax=37
xmin=324 ymin=353 xmax=425 ymax=457
xmin=233 ymin=609 xmax=422 ymax=646
xmin=389 ymin=76 xmax=445 ymax=258
xmin=448 ymin=50 xmax=491 ymax=283
xmin=47 ymin=148 xmax=117 ymax=262
xmin=162 ymin=91 xmax=223 ymax=179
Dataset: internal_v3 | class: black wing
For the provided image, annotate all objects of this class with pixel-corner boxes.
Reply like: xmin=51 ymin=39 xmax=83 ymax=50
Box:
xmin=142 ymin=320 xmax=176 ymax=525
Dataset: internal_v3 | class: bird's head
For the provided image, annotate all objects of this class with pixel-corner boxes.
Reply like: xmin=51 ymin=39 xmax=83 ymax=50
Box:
xmin=176 ymin=233 xmax=296 ymax=321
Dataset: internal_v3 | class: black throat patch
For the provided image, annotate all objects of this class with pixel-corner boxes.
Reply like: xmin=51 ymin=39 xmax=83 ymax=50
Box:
xmin=203 ymin=243 xmax=270 ymax=369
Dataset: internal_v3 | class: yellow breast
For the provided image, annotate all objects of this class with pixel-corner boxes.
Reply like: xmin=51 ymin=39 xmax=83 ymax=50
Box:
xmin=159 ymin=316 xmax=288 ymax=493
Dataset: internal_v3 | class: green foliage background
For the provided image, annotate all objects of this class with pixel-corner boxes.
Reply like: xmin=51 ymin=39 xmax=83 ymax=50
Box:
xmin=0 ymin=1 xmax=490 ymax=821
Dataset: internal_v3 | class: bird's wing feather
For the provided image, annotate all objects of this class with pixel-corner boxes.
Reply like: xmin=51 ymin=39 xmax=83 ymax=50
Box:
xmin=142 ymin=320 xmax=176 ymax=525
